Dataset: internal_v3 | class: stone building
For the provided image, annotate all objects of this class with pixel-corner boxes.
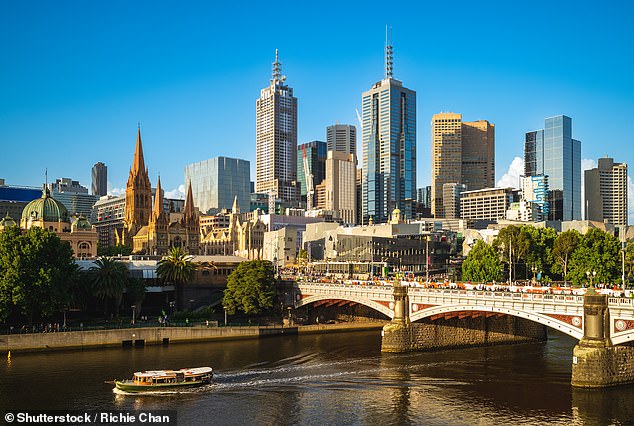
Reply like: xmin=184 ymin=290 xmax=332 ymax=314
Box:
xmin=18 ymin=186 xmax=98 ymax=258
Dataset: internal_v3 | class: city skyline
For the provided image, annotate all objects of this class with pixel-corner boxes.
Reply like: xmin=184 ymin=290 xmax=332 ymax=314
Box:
xmin=1 ymin=1 xmax=634 ymax=219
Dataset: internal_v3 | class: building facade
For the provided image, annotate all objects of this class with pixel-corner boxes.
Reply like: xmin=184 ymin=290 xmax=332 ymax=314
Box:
xmin=585 ymin=157 xmax=628 ymax=225
xmin=325 ymin=151 xmax=357 ymax=225
xmin=326 ymin=124 xmax=356 ymax=155
xmin=297 ymin=140 xmax=327 ymax=203
xmin=431 ymin=113 xmax=462 ymax=218
xmin=255 ymin=50 xmax=299 ymax=208
xmin=460 ymin=187 xmax=520 ymax=221
xmin=184 ymin=156 xmax=250 ymax=215
xmin=521 ymin=175 xmax=549 ymax=220
xmin=362 ymin=41 xmax=416 ymax=223
xmin=524 ymin=115 xmax=581 ymax=221
xmin=91 ymin=162 xmax=107 ymax=197
xmin=461 ymin=120 xmax=495 ymax=191
xmin=442 ymin=183 xmax=466 ymax=219
xmin=92 ymin=194 xmax=126 ymax=248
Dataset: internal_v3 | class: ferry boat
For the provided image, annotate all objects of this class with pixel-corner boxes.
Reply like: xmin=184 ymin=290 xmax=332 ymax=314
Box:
xmin=114 ymin=367 xmax=213 ymax=392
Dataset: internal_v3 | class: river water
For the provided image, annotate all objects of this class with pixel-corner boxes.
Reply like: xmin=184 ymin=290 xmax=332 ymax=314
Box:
xmin=2 ymin=330 xmax=634 ymax=425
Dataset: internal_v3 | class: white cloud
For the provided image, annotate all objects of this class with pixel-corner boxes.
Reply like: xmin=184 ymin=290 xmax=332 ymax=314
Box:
xmin=165 ymin=184 xmax=186 ymax=200
xmin=107 ymin=181 xmax=125 ymax=197
xmin=496 ymin=157 xmax=524 ymax=189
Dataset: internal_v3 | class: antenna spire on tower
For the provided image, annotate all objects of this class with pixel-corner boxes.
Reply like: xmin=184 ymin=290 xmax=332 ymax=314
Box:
xmin=272 ymin=49 xmax=285 ymax=83
xmin=385 ymin=25 xmax=393 ymax=79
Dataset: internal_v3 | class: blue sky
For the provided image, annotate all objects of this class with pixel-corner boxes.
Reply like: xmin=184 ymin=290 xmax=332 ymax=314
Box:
xmin=1 ymin=1 xmax=633 ymax=214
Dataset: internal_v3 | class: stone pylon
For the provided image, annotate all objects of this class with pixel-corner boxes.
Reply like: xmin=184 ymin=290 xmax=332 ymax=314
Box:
xmin=381 ymin=278 xmax=413 ymax=352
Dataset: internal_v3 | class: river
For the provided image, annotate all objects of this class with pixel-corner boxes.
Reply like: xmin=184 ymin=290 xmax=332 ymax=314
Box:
xmin=2 ymin=330 xmax=634 ymax=425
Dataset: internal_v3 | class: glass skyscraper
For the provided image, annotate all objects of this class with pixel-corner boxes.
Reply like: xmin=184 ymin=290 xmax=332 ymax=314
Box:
xmin=297 ymin=140 xmax=327 ymax=198
xmin=524 ymin=115 xmax=581 ymax=221
xmin=361 ymin=40 xmax=416 ymax=223
xmin=184 ymin=156 xmax=250 ymax=215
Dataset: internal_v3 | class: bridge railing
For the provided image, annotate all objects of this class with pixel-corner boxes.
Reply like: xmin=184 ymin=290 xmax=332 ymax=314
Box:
xmin=404 ymin=287 xmax=586 ymax=305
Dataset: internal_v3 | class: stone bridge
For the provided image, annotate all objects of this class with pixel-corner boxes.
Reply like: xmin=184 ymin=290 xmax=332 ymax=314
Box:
xmin=293 ymin=281 xmax=634 ymax=388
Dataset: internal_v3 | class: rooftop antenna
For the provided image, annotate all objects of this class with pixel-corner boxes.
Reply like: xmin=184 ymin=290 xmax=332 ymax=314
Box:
xmin=272 ymin=49 xmax=285 ymax=83
xmin=385 ymin=25 xmax=393 ymax=79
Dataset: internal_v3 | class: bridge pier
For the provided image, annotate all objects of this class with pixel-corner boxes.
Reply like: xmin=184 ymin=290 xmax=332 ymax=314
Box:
xmin=572 ymin=287 xmax=634 ymax=388
xmin=381 ymin=280 xmax=413 ymax=353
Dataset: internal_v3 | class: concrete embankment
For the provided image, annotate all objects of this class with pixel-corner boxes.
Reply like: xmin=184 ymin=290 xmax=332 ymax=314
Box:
xmin=0 ymin=322 xmax=386 ymax=354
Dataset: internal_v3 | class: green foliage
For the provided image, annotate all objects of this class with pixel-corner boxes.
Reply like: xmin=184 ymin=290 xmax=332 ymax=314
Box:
xmin=0 ymin=226 xmax=78 ymax=322
xmin=462 ymin=240 xmax=503 ymax=282
xmin=90 ymin=256 xmax=128 ymax=316
xmin=97 ymin=244 xmax=132 ymax=257
xmin=298 ymin=249 xmax=308 ymax=260
xmin=223 ymin=260 xmax=276 ymax=315
xmin=157 ymin=247 xmax=198 ymax=311
xmin=552 ymin=230 xmax=580 ymax=280
xmin=126 ymin=277 xmax=146 ymax=306
xmin=567 ymin=228 xmax=620 ymax=286
xmin=523 ymin=226 xmax=557 ymax=281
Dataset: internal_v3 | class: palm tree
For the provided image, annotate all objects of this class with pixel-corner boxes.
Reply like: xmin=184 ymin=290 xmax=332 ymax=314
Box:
xmin=90 ymin=256 xmax=128 ymax=317
xmin=157 ymin=247 xmax=198 ymax=311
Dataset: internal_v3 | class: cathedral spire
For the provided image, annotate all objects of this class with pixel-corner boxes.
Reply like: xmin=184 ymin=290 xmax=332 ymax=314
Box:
xmin=153 ymin=175 xmax=164 ymax=220
xmin=232 ymin=195 xmax=240 ymax=214
xmin=183 ymin=181 xmax=195 ymax=218
xmin=132 ymin=127 xmax=146 ymax=175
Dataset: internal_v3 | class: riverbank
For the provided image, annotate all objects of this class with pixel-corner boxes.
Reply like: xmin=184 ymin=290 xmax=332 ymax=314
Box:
xmin=0 ymin=322 xmax=386 ymax=354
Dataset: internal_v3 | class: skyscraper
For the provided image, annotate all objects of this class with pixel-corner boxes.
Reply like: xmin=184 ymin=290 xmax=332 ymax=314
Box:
xmin=297 ymin=140 xmax=327 ymax=203
xmin=362 ymin=36 xmax=416 ymax=223
xmin=431 ymin=113 xmax=495 ymax=218
xmin=184 ymin=156 xmax=251 ymax=215
xmin=461 ymin=120 xmax=495 ymax=191
xmin=255 ymin=50 xmax=299 ymax=208
xmin=91 ymin=162 xmax=107 ymax=196
xmin=326 ymin=124 xmax=357 ymax=155
xmin=431 ymin=113 xmax=462 ymax=218
xmin=524 ymin=115 xmax=581 ymax=221
xmin=585 ymin=157 xmax=628 ymax=225
xmin=325 ymin=151 xmax=357 ymax=225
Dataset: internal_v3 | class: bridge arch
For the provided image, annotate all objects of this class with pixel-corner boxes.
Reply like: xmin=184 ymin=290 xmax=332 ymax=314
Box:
xmin=410 ymin=304 xmax=583 ymax=340
xmin=295 ymin=294 xmax=394 ymax=319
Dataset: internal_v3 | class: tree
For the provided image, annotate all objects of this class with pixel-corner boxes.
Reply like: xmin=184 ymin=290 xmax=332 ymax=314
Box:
xmin=98 ymin=243 xmax=132 ymax=257
xmin=462 ymin=240 xmax=503 ymax=283
xmin=0 ymin=226 xmax=78 ymax=323
xmin=625 ymin=241 xmax=634 ymax=286
xmin=524 ymin=227 xmax=557 ymax=282
xmin=223 ymin=260 xmax=276 ymax=315
xmin=567 ymin=228 xmax=620 ymax=286
xmin=493 ymin=225 xmax=530 ymax=281
xmin=157 ymin=247 xmax=197 ymax=311
xmin=552 ymin=229 xmax=580 ymax=281
xmin=90 ymin=256 xmax=128 ymax=317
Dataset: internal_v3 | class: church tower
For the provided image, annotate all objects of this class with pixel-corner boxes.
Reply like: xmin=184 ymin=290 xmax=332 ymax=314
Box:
xmin=182 ymin=181 xmax=200 ymax=254
xmin=148 ymin=175 xmax=169 ymax=255
xmin=124 ymin=128 xmax=153 ymax=238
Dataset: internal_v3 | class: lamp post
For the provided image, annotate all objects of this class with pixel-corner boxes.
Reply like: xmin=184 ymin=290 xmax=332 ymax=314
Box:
xmin=622 ymin=241 xmax=627 ymax=291
xmin=531 ymin=266 xmax=538 ymax=283
xmin=586 ymin=270 xmax=597 ymax=288
xmin=131 ymin=305 xmax=136 ymax=326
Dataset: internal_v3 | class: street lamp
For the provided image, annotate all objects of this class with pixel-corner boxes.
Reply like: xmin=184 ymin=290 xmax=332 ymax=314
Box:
xmin=131 ymin=305 xmax=136 ymax=326
xmin=425 ymin=235 xmax=430 ymax=283
xmin=531 ymin=266 xmax=538 ymax=283
xmin=586 ymin=270 xmax=597 ymax=288
xmin=622 ymin=240 xmax=627 ymax=291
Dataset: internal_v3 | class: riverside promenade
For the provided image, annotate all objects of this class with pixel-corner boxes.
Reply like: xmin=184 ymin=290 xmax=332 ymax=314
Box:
xmin=0 ymin=322 xmax=385 ymax=354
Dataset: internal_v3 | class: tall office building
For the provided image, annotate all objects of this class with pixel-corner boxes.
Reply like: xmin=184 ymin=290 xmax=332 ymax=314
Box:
xmin=585 ymin=157 xmax=628 ymax=225
xmin=521 ymin=175 xmax=549 ymax=220
xmin=327 ymin=124 xmax=357 ymax=155
xmin=417 ymin=186 xmax=432 ymax=208
xmin=431 ymin=113 xmax=495 ymax=218
xmin=431 ymin=113 xmax=462 ymax=218
xmin=443 ymin=183 xmax=466 ymax=219
xmin=297 ymin=140 xmax=327 ymax=200
xmin=461 ymin=120 xmax=495 ymax=191
xmin=524 ymin=115 xmax=581 ymax=221
xmin=362 ymin=37 xmax=416 ymax=223
xmin=325 ymin=151 xmax=357 ymax=225
xmin=91 ymin=162 xmax=107 ymax=196
xmin=255 ymin=50 xmax=299 ymax=208
xmin=184 ymin=156 xmax=251 ymax=215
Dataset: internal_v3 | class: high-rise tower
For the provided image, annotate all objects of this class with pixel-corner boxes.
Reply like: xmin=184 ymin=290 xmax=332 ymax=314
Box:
xmin=255 ymin=50 xmax=299 ymax=210
xmin=327 ymin=124 xmax=357 ymax=155
xmin=585 ymin=157 xmax=628 ymax=225
xmin=525 ymin=115 xmax=581 ymax=221
xmin=362 ymin=31 xmax=416 ymax=223
xmin=91 ymin=162 xmax=107 ymax=197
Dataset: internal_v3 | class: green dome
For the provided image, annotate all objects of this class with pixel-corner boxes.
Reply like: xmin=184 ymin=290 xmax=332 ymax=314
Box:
xmin=21 ymin=186 xmax=70 ymax=223
xmin=71 ymin=215 xmax=92 ymax=230
xmin=0 ymin=213 xmax=17 ymax=228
